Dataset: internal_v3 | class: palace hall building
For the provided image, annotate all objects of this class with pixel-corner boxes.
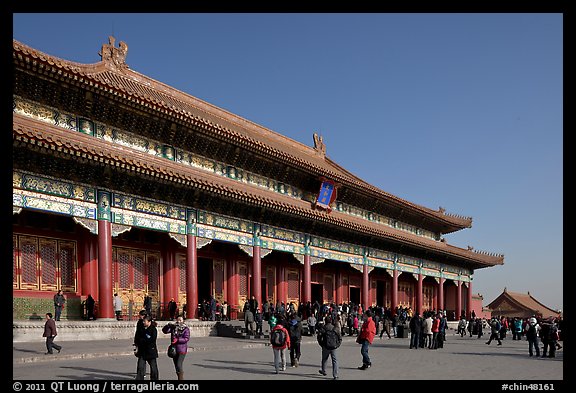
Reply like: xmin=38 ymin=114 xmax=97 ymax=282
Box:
xmin=12 ymin=37 xmax=504 ymax=321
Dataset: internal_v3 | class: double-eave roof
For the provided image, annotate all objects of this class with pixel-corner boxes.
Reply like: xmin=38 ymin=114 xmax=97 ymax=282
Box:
xmin=13 ymin=113 xmax=504 ymax=269
xmin=13 ymin=39 xmax=472 ymax=234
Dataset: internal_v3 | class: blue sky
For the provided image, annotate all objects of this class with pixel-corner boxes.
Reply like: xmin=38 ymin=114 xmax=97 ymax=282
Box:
xmin=12 ymin=13 xmax=563 ymax=311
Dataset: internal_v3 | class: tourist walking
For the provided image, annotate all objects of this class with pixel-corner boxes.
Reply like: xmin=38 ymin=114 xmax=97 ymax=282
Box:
xmin=486 ymin=318 xmax=503 ymax=346
xmin=162 ymin=316 xmax=190 ymax=380
xmin=43 ymin=312 xmax=62 ymax=355
xmin=270 ymin=320 xmax=291 ymax=374
xmin=53 ymin=290 xmax=65 ymax=321
xmin=135 ymin=315 xmax=159 ymax=380
xmin=317 ymin=315 xmax=341 ymax=380
xmin=288 ymin=313 xmax=303 ymax=367
xmin=357 ymin=310 xmax=376 ymax=370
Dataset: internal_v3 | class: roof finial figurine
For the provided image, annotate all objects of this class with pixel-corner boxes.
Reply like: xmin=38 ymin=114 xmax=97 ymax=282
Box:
xmin=438 ymin=206 xmax=446 ymax=214
xmin=99 ymin=36 xmax=129 ymax=71
xmin=313 ymin=132 xmax=326 ymax=157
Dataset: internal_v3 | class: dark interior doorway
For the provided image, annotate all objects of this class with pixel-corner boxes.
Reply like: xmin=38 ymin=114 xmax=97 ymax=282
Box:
xmin=197 ymin=257 xmax=211 ymax=304
xmin=261 ymin=277 xmax=267 ymax=306
xmin=350 ymin=287 xmax=361 ymax=305
xmin=376 ymin=280 xmax=385 ymax=307
xmin=312 ymin=283 xmax=323 ymax=304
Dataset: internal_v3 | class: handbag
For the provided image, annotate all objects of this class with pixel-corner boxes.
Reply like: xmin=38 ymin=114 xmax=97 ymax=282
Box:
xmin=167 ymin=344 xmax=177 ymax=358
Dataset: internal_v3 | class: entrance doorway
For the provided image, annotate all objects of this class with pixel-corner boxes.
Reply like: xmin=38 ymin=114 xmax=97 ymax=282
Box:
xmin=261 ymin=277 xmax=267 ymax=306
xmin=350 ymin=287 xmax=361 ymax=305
xmin=311 ymin=283 xmax=323 ymax=304
xmin=197 ymin=257 xmax=211 ymax=304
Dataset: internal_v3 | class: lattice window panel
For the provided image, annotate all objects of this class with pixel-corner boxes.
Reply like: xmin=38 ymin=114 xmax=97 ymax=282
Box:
xmin=266 ymin=267 xmax=275 ymax=299
xmin=178 ymin=255 xmax=186 ymax=291
xmin=13 ymin=235 xmax=18 ymax=288
xmin=111 ymin=248 xmax=117 ymax=286
xmin=59 ymin=241 xmax=76 ymax=292
xmin=39 ymin=238 xmax=58 ymax=291
xmin=349 ymin=275 xmax=361 ymax=288
xmin=398 ymin=281 xmax=414 ymax=307
xmin=213 ymin=260 xmax=224 ymax=299
xmin=287 ymin=270 xmax=300 ymax=299
xmin=238 ymin=264 xmax=247 ymax=296
xmin=19 ymin=236 xmax=39 ymax=289
xmin=423 ymin=285 xmax=434 ymax=311
xmin=323 ymin=275 xmax=334 ymax=302
xmin=133 ymin=252 xmax=145 ymax=290
xmin=118 ymin=249 xmax=131 ymax=289
xmin=147 ymin=253 xmax=160 ymax=295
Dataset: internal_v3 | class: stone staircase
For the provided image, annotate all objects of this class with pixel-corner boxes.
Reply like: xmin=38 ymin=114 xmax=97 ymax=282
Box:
xmin=215 ymin=320 xmax=269 ymax=340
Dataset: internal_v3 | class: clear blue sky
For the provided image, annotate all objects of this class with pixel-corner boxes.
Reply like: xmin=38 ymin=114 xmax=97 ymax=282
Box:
xmin=12 ymin=13 xmax=563 ymax=311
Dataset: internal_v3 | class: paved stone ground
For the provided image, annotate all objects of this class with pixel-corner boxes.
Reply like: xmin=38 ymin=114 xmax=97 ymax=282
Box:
xmin=13 ymin=332 xmax=564 ymax=383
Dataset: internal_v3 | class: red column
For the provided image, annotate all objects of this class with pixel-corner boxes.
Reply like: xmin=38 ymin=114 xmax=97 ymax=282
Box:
xmin=81 ymin=231 xmax=98 ymax=297
xmin=277 ymin=265 xmax=286 ymax=304
xmin=252 ymin=245 xmax=262 ymax=307
xmin=417 ymin=273 xmax=423 ymax=315
xmin=456 ymin=280 xmax=462 ymax=319
xmin=303 ymin=254 xmax=311 ymax=303
xmin=227 ymin=258 xmax=238 ymax=320
xmin=438 ymin=277 xmax=444 ymax=312
xmin=362 ymin=264 xmax=370 ymax=310
xmin=391 ymin=269 xmax=398 ymax=315
xmin=97 ymin=220 xmax=114 ymax=320
xmin=162 ymin=243 xmax=177 ymax=318
xmin=186 ymin=234 xmax=198 ymax=320
xmin=335 ymin=270 xmax=342 ymax=305
xmin=466 ymin=281 xmax=473 ymax=319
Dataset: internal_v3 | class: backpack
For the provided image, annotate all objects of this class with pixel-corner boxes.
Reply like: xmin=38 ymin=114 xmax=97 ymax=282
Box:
xmin=323 ymin=328 xmax=341 ymax=350
xmin=271 ymin=328 xmax=287 ymax=347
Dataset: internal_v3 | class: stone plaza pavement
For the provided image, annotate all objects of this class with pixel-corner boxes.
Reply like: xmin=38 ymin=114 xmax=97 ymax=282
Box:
xmin=13 ymin=332 xmax=564 ymax=383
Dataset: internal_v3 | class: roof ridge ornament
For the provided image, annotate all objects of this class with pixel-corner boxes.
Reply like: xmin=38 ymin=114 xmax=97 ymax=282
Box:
xmin=313 ymin=132 xmax=326 ymax=157
xmin=99 ymin=36 xmax=129 ymax=71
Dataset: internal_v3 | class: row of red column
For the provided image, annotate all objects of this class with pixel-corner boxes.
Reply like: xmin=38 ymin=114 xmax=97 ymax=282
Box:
xmin=88 ymin=219 xmax=472 ymax=320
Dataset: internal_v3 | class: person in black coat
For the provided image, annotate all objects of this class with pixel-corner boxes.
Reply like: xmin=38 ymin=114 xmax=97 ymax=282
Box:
xmin=135 ymin=315 xmax=159 ymax=380
xmin=409 ymin=313 xmax=422 ymax=349
xmin=143 ymin=294 xmax=152 ymax=316
xmin=85 ymin=294 xmax=95 ymax=320
xmin=288 ymin=313 xmax=303 ymax=367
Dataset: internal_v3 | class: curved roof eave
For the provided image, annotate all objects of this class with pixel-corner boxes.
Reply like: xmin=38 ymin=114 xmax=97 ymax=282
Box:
xmin=13 ymin=113 xmax=504 ymax=269
xmin=13 ymin=38 xmax=473 ymax=232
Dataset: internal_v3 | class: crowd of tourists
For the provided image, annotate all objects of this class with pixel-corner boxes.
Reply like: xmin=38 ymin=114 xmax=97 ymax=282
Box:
xmin=43 ymin=290 xmax=563 ymax=380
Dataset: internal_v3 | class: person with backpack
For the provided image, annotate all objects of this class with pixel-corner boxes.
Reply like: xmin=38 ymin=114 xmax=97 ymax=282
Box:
xmin=288 ymin=313 xmax=303 ymax=367
xmin=317 ymin=315 xmax=341 ymax=380
xmin=270 ymin=320 xmax=291 ymax=374
xmin=486 ymin=317 xmax=503 ymax=346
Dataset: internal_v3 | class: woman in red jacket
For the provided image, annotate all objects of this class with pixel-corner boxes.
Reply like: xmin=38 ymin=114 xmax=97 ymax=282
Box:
xmin=357 ymin=310 xmax=376 ymax=370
